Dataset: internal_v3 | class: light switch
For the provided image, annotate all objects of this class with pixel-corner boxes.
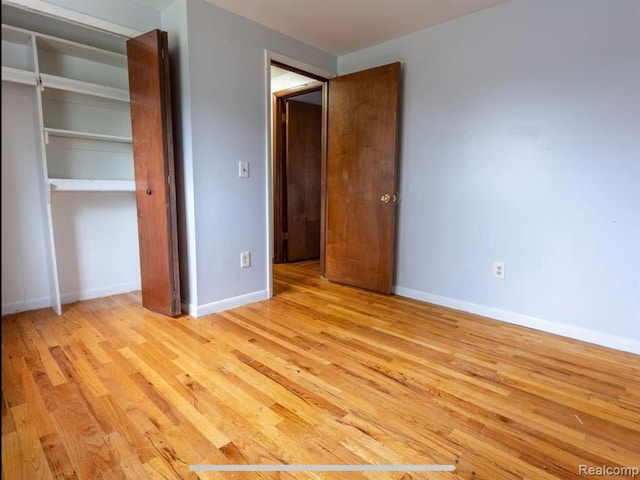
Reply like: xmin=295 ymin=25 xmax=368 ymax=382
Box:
xmin=239 ymin=161 xmax=249 ymax=178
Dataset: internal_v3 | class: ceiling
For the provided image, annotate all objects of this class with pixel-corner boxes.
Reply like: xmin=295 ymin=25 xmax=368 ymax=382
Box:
xmin=132 ymin=0 xmax=508 ymax=55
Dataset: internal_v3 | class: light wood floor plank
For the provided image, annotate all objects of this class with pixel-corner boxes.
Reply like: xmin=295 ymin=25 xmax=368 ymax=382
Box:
xmin=2 ymin=260 xmax=639 ymax=479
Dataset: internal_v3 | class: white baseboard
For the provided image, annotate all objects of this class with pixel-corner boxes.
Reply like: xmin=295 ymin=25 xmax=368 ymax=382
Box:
xmin=395 ymin=286 xmax=640 ymax=356
xmin=2 ymin=296 xmax=52 ymax=316
xmin=190 ymin=289 xmax=270 ymax=318
xmin=2 ymin=281 xmax=141 ymax=316
xmin=60 ymin=282 xmax=141 ymax=305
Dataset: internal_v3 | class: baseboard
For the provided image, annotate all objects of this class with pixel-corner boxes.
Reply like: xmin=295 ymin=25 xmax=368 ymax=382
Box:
xmin=60 ymin=282 xmax=141 ymax=305
xmin=395 ymin=286 xmax=640 ymax=355
xmin=191 ymin=289 xmax=270 ymax=318
xmin=2 ymin=296 xmax=52 ymax=316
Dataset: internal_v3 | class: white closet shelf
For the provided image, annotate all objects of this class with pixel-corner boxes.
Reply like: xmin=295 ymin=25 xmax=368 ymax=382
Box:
xmin=44 ymin=128 xmax=132 ymax=143
xmin=2 ymin=66 xmax=37 ymax=86
xmin=36 ymin=35 xmax=127 ymax=68
xmin=49 ymin=178 xmax=135 ymax=192
xmin=40 ymin=73 xmax=129 ymax=102
xmin=2 ymin=24 xmax=32 ymax=43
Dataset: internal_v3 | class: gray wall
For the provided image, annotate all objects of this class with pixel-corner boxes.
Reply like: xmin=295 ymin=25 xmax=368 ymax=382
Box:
xmin=164 ymin=0 xmax=336 ymax=314
xmin=339 ymin=0 xmax=640 ymax=351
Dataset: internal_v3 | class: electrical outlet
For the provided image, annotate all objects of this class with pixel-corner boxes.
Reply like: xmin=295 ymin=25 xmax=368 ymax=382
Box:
xmin=239 ymin=161 xmax=249 ymax=178
xmin=240 ymin=251 xmax=251 ymax=268
xmin=493 ymin=261 xmax=506 ymax=279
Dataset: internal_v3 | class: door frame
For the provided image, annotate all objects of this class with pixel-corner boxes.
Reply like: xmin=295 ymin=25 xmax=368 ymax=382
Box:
xmin=265 ymin=51 xmax=331 ymax=297
xmin=272 ymin=83 xmax=323 ymax=265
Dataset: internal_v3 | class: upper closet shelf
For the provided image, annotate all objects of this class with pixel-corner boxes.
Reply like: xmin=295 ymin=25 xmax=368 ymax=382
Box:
xmin=36 ymin=35 xmax=127 ymax=69
xmin=44 ymin=128 xmax=132 ymax=144
xmin=49 ymin=178 xmax=135 ymax=192
xmin=2 ymin=24 xmax=32 ymax=43
xmin=40 ymin=73 xmax=129 ymax=102
xmin=2 ymin=66 xmax=37 ymax=85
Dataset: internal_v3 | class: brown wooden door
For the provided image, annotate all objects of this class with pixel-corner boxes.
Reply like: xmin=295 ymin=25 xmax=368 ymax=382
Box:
xmin=285 ymin=100 xmax=322 ymax=262
xmin=325 ymin=62 xmax=401 ymax=294
xmin=127 ymin=30 xmax=181 ymax=316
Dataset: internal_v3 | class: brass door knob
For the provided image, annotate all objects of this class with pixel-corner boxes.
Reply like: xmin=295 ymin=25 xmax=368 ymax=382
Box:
xmin=380 ymin=193 xmax=397 ymax=203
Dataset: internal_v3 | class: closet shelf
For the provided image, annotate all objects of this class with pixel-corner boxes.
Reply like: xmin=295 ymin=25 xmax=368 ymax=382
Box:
xmin=44 ymin=128 xmax=132 ymax=143
xmin=36 ymin=35 xmax=127 ymax=68
xmin=49 ymin=178 xmax=135 ymax=192
xmin=2 ymin=66 xmax=37 ymax=86
xmin=40 ymin=73 xmax=129 ymax=102
xmin=2 ymin=24 xmax=32 ymax=43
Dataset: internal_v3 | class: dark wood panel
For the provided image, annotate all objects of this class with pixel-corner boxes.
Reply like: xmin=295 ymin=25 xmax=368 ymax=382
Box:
xmin=285 ymin=100 xmax=322 ymax=262
xmin=127 ymin=30 xmax=180 ymax=316
xmin=326 ymin=62 xmax=401 ymax=293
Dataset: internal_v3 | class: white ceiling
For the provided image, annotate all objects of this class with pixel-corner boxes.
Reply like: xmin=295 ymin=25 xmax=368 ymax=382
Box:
xmin=132 ymin=0 xmax=508 ymax=55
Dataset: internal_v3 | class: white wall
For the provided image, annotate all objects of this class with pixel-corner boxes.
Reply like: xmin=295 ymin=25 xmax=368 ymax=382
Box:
xmin=165 ymin=0 xmax=336 ymax=316
xmin=338 ymin=0 xmax=640 ymax=353
xmin=1 ymin=83 xmax=52 ymax=314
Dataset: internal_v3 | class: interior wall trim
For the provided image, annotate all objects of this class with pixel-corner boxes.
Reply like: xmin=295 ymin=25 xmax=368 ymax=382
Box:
xmin=395 ymin=286 xmax=640 ymax=355
xmin=191 ymin=289 xmax=270 ymax=318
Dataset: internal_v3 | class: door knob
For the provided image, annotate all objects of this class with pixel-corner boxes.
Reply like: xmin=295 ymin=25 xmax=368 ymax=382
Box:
xmin=380 ymin=193 xmax=397 ymax=203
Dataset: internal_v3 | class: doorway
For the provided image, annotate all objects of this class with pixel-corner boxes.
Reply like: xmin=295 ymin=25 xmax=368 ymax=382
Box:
xmin=270 ymin=63 xmax=326 ymax=269
xmin=267 ymin=58 xmax=402 ymax=297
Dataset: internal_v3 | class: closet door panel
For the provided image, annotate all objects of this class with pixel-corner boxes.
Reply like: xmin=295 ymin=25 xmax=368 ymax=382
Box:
xmin=127 ymin=29 xmax=180 ymax=316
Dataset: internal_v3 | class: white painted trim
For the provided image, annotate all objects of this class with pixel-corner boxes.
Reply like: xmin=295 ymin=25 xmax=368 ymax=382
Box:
xmin=3 ymin=0 xmax=142 ymax=38
xmin=395 ymin=286 xmax=640 ymax=356
xmin=264 ymin=50 xmax=334 ymax=300
xmin=269 ymin=51 xmax=334 ymax=80
xmin=192 ymin=289 xmax=269 ymax=318
xmin=59 ymin=281 xmax=141 ymax=305
xmin=2 ymin=296 xmax=52 ymax=316
xmin=264 ymin=50 xmax=274 ymax=299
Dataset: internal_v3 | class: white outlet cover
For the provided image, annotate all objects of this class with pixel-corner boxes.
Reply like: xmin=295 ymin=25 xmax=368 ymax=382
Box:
xmin=493 ymin=261 xmax=506 ymax=279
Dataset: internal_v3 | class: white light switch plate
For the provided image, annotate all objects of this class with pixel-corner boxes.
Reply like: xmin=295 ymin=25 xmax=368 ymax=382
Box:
xmin=239 ymin=161 xmax=249 ymax=178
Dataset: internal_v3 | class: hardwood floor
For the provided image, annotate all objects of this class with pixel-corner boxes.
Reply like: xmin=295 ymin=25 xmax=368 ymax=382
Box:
xmin=2 ymin=260 xmax=639 ymax=479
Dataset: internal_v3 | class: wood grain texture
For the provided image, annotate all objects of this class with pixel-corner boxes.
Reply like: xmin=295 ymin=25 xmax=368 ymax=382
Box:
xmin=127 ymin=29 xmax=181 ymax=316
xmin=2 ymin=260 xmax=639 ymax=479
xmin=286 ymin=100 xmax=322 ymax=262
xmin=326 ymin=62 xmax=401 ymax=294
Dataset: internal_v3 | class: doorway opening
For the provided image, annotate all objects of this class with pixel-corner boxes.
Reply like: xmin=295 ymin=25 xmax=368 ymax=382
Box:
xmin=270 ymin=62 xmax=327 ymax=273
xmin=267 ymin=59 xmax=401 ymax=298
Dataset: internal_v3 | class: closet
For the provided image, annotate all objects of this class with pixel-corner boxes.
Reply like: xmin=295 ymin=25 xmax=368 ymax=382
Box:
xmin=1 ymin=6 xmax=179 ymax=316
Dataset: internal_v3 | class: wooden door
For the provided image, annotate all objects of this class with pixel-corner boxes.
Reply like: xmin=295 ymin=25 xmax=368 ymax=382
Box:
xmin=285 ymin=100 xmax=322 ymax=262
xmin=325 ymin=62 xmax=401 ymax=294
xmin=127 ymin=30 xmax=181 ymax=316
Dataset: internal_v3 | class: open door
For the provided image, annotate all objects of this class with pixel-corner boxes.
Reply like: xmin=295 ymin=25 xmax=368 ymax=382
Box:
xmin=325 ymin=62 xmax=401 ymax=294
xmin=285 ymin=99 xmax=322 ymax=262
xmin=127 ymin=30 xmax=181 ymax=316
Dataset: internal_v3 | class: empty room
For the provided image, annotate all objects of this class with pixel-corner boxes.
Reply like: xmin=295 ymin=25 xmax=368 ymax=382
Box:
xmin=2 ymin=0 xmax=638 ymax=479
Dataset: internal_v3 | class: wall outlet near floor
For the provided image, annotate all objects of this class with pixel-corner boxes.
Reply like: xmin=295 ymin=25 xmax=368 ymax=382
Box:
xmin=240 ymin=251 xmax=251 ymax=268
xmin=493 ymin=261 xmax=506 ymax=279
